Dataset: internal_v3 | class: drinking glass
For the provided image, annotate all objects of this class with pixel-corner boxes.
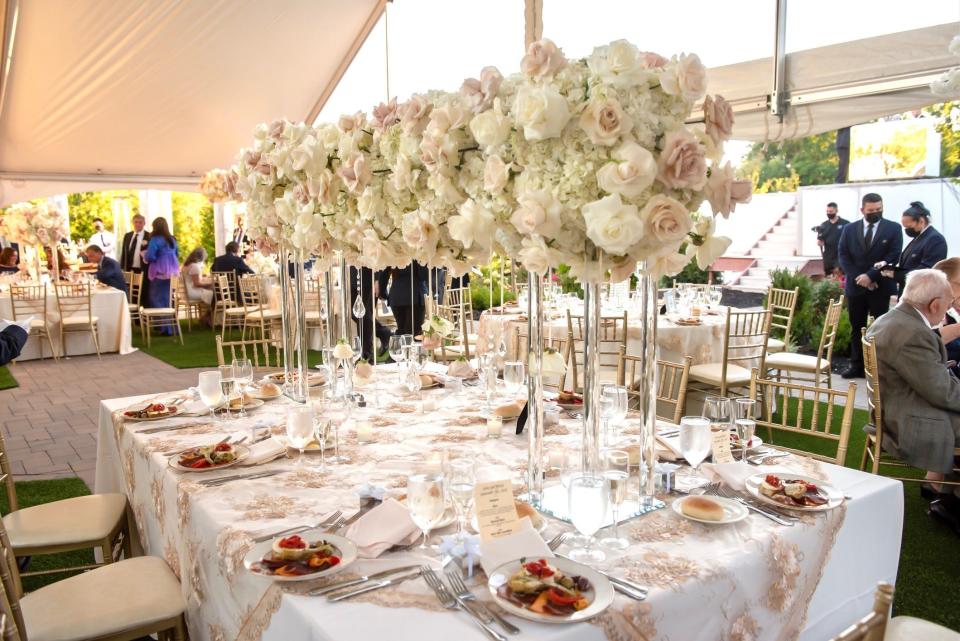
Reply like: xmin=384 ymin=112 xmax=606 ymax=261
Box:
xmin=734 ymin=398 xmax=757 ymax=461
xmin=400 ymin=334 xmax=415 ymax=349
xmin=407 ymin=471 xmax=445 ymax=551
xmin=388 ymin=336 xmax=406 ymax=382
xmin=404 ymin=354 xmax=423 ymax=397
xmin=600 ymin=384 xmax=629 ymax=446
xmin=446 ymin=458 xmax=475 ymax=539
xmin=351 ymin=335 xmax=362 ymax=365
xmin=286 ymin=406 xmax=314 ymax=466
xmin=312 ymin=411 xmax=330 ymax=471
xmin=708 ymin=285 xmax=723 ymax=308
xmin=703 ymin=396 xmax=732 ymax=432
xmin=197 ymin=371 xmax=222 ymax=421
xmin=567 ymin=474 xmax=608 ymax=565
xmin=232 ymin=358 xmax=253 ymax=417
xmin=679 ymin=416 xmax=712 ymax=484
xmin=323 ymin=392 xmax=353 ymax=464
xmin=503 ymin=361 xmax=525 ymax=399
xmin=600 ymin=450 xmax=630 ymax=551
xmin=217 ymin=364 xmax=236 ymax=418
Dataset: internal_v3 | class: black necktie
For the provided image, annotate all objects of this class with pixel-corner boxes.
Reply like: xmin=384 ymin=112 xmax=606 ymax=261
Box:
xmin=865 ymin=223 xmax=875 ymax=250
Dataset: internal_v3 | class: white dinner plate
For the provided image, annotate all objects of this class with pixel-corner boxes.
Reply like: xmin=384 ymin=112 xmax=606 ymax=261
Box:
xmin=744 ymin=473 xmax=844 ymax=512
xmin=671 ymin=495 xmax=748 ymax=525
xmin=730 ymin=435 xmax=764 ymax=452
xmin=487 ymin=557 xmax=614 ymax=623
xmin=121 ymin=402 xmax=183 ymax=422
xmin=244 ymin=531 xmax=357 ymax=582
xmin=168 ymin=444 xmax=250 ymax=472
xmin=265 ymin=371 xmax=327 ymax=387
xmin=220 ymin=398 xmax=265 ymax=412
xmin=271 ymin=434 xmax=332 ymax=453
xmin=556 ymin=402 xmax=584 ymax=412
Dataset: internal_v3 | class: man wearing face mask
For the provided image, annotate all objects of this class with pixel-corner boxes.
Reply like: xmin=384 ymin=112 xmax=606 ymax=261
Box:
xmin=837 ymin=192 xmax=902 ymax=379
xmin=815 ymin=202 xmax=849 ymax=277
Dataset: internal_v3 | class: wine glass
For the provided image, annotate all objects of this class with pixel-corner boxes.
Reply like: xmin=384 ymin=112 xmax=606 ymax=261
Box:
xmin=197 ymin=371 xmax=222 ymax=421
xmin=734 ymin=398 xmax=757 ymax=461
xmin=600 ymin=449 xmax=630 ymax=551
xmin=708 ymin=285 xmax=723 ymax=308
xmin=503 ymin=361 xmax=525 ymax=399
xmin=232 ymin=358 xmax=253 ymax=418
xmin=446 ymin=458 xmax=475 ymax=540
xmin=679 ymin=416 xmax=712 ymax=485
xmin=351 ymin=335 xmax=363 ymax=365
xmin=599 ymin=384 xmax=628 ymax=446
xmin=324 ymin=392 xmax=353 ymax=464
xmin=703 ymin=396 xmax=732 ymax=432
xmin=286 ymin=405 xmax=314 ymax=466
xmin=407 ymin=471 xmax=445 ymax=551
xmin=388 ymin=335 xmax=406 ymax=382
xmin=567 ymin=474 xmax=608 ymax=565
xmin=217 ymin=364 xmax=236 ymax=419
xmin=312 ymin=410 xmax=330 ymax=471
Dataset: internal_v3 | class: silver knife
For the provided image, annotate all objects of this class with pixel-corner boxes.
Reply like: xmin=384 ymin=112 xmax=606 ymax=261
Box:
xmin=555 ymin=554 xmax=648 ymax=596
xmin=327 ymin=569 xmax=422 ymax=602
xmin=309 ymin=564 xmax=422 ymax=596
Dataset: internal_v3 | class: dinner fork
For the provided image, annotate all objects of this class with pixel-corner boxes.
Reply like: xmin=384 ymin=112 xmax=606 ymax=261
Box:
xmin=445 ymin=567 xmax=520 ymax=635
xmin=323 ymin=516 xmax=347 ymax=533
xmin=252 ymin=510 xmax=343 ymax=543
xmin=708 ymin=484 xmax=795 ymax=526
xmin=422 ymin=567 xmax=506 ymax=641
xmin=545 ymin=532 xmax=568 ymax=551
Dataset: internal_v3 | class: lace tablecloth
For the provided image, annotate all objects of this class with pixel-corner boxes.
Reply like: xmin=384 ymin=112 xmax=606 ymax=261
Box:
xmin=95 ymin=367 xmax=902 ymax=641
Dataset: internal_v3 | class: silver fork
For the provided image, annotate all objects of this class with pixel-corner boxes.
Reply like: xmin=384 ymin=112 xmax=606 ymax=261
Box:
xmin=323 ymin=516 xmax=347 ymax=532
xmin=709 ymin=484 xmax=796 ymax=525
xmin=445 ymin=567 xmax=520 ymax=635
xmin=548 ymin=533 xmax=647 ymax=599
xmin=422 ymin=567 xmax=506 ymax=641
xmin=252 ymin=510 xmax=343 ymax=543
xmin=545 ymin=532 xmax=568 ymax=550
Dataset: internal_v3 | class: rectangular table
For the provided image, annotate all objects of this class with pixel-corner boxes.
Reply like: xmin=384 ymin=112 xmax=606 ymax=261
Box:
xmin=95 ymin=369 xmax=902 ymax=641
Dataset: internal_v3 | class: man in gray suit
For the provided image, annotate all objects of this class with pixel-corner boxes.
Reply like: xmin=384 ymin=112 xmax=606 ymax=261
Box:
xmin=866 ymin=269 xmax=960 ymax=526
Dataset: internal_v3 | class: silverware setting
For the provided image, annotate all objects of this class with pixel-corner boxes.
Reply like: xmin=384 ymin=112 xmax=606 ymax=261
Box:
xmin=197 ymin=469 xmax=282 ymax=487
xmin=423 ymin=566 xmax=507 ymax=641
xmin=252 ymin=510 xmax=343 ymax=544
xmin=704 ymin=483 xmax=795 ymax=526
xmin=138 ymin=422 xmax=211 ymax=435
xmin=745 ymin=450 xmax=790 ymax=465
xmin=445 ymin=566 xmax=521 ymax=635
xmin=327 ymin=568 xmax=423 ymax=602
xmin=309 ymin=563 xmax=421 ymax=597
xmin=548 ymin=533 xmax=648 ymax=601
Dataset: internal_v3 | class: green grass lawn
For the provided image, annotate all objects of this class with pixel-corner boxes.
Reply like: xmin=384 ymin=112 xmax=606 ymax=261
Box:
xmin=132 ymin=326 xmax=328 ymax=369
xmin=0 ymin=365 xmax=17 ymax=390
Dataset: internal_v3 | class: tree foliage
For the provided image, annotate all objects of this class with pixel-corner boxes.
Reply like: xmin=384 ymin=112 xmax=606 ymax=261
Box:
xmin=738 ymin=131 xmax=838 ymax=193
xmin=171 ymin=193 xmax=215 ymax=266
xmin=66 ymin=190 xmax=140 ymax=242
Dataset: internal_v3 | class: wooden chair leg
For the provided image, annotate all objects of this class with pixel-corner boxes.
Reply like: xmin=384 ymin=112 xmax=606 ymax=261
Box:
xmin=91 ymin=324 xmax=101 ymax=360
xmin=859 ymin=437 xmax=870 ymax=472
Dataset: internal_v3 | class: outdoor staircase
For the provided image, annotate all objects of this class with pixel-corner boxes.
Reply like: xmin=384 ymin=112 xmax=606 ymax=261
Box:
xmin=733 ymin=206 xmax=804 ymax=291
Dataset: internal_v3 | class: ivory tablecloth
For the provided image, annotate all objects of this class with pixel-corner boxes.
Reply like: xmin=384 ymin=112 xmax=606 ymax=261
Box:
xmin=95 ymin=367 xmax=902 ymax=641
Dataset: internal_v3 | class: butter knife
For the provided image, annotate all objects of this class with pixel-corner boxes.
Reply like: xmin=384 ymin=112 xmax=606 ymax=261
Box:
xmin=309 ymin=564 xmax=422 ymax=597
xmin=327 ymin=569 xmax=422 ymax=602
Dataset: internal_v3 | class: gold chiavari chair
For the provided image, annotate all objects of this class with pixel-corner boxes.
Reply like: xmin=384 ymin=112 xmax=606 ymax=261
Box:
xmin=215 ymin=336 xmax=283 ymax=371
xmin=688 ymin=308 xmax=771 ymax=398
xmin=511 ymin=324 xmax=572 ymax=393
xmin=239 ymin=275 xmax=281 ymax=341
xmin=616 ymin=346 xmax=692 ymax=424
xmin=765 ymin=286 xmax=800 ymax=354
xmin=174 ymin=274 xmax=209 ymax=332
xmin=8 ymin=285 xmax=57 ymax=361
xmin=212 ymin=273 xmax=241 ymax=336
xmin=748 ymin=368 xmax=855 ymax=465
xmin=139 ymin=280 xmax=183 ymax=347
xmin=766 ymin=296 xmax=843 ymax=388
xmin=439 ymin=286 xmax=476 ymax=359
xmin=211 ymin=270 xmax=238 ymax=304
xmin=53 ymin=282 xmax=100 ymax=359
xmin=0 ymin=508 xmax=187 ymax=641
xmin=125 ymin=272 xmax=144 ymax=327
xmin=567 ymin=310 xmax=628 ymax=393
xmin=303 ymin=276 xmax=328 ymax=339
xmin=0 ymin=428 xmax=129 ymax=579
xmin=859 ymin=333 xmax=960 ymax=487
xmin=829 ymin=583 xmax=893 ymax=641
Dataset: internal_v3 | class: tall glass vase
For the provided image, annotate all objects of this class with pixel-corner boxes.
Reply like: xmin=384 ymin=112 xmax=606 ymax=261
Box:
xmin=526 ymin=272 xmax=545 ymax=506
xmin=581 ymin=282 xmax=603 ymax=475
xmin=278 ymin=243 xmax=309 ymax=403
xmin=636 ymin=262 xmax=658 ymax=506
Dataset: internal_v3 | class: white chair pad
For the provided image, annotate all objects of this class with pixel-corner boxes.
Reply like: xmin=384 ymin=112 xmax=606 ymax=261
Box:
xmin=885 ymin=616 xmax=960 ymax=641
xmin=4 ymin=493 xmax=127 ymax=549
xmin=61 ymin=316 xmax=98 ymax=326
xmin=21 ymin=556 xmax=185 ymax=641
xmin=766 ymin=338 xmax=786 ymax=353
xmin=247 ymin=310 xmax=281 ymax=320
xmin=688 ymin=362 xmax=752 ymax=387
xmin=765 ymin=352 xmax=829 ymax=373
xmin=140 ymin=307 xmax=176 ymax=315
xmin=29 ymin=319 xmax=46 ymax=329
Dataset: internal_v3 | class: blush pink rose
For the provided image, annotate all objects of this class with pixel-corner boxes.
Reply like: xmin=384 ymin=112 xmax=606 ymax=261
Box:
xmin=400 ymin=94 xmax=433 ymax=135
xmin=521 ymin=39 xmax=567 ymax=79
xmin=656 ymin=130 xmax=707 ymax=190
xmin=703 ymin=95 xmax=734 ymax=146
xmin=243 ymin=150 xmax=261 ymax=171
xmin=640 ymin=51 xmax=668 ymax=69
xmin=579 ymin=98 xmax=632 ymax=146
xmin=371 ymin=98 xmax=400 ymax=131
xmin=268 ymin=120 xmax=285 ymax=139
xmin=705 ymin=162 xmax=752 ymax=218
xmin=460 ymin=66 xmax=503 ymax=113
xmin=337 ymin=152 xmax=371 ymax=195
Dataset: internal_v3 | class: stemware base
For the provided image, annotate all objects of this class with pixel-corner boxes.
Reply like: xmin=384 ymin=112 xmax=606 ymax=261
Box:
xmin=599 ymin=535 xmax=630 ymax=551
xmin=567 ymin=545 xmax=606 ymax=565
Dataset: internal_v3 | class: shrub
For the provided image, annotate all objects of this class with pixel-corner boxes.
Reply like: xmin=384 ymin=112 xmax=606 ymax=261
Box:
xmin=809 ymin=279 xmax=850 ymax=356
xmin=767 ymin=268 xmax=815 ymax=345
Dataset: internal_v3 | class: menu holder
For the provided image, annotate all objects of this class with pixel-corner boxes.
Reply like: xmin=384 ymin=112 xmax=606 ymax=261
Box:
xmin=474 ymin=479 xmax=521 ymax=542
xmin=711 ymin=430 xmax=735 ymax=464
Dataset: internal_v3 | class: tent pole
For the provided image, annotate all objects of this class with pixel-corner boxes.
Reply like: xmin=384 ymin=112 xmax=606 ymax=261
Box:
xmin=770 ymin=0 xmax=788 ymax=120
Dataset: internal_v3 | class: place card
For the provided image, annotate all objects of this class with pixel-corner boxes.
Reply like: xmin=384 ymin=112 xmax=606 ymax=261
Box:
xmin=711 ymin=430 xmax=735 ymax=464
xmin=474 ymin=479 xmax=521 ymax=542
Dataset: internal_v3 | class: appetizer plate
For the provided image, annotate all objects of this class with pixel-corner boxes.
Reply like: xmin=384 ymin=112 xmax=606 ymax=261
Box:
xmin=168 ymin=444 xmax=250 ymax=472
xmin=744 ymin=472 xmax=844 ymax=512
xmin=244 ymin=531 xmax=357 ymax=582
xmin=271 ymin=434 xmax=332 ymax=453
xmin=487 ymin=557 xmax=614 ymax=624
xmin=122 ymin=402 xmax=183 ymax=422
xmin=221 ymin=398 xmax=266 ymax=412
xmin=556 ymin=402 xmax=584 ymax=412
xmin=265 ymin=371 xmax=327 ymax=387
xmin=671 ymin=495 xmax=748 ymax=525
xmin=730 ymin=435 xmax=764 ymax=452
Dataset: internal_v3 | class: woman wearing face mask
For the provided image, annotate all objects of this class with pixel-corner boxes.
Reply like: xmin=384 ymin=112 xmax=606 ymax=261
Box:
xmin=893 ymin=201 xmax=947 ymax=295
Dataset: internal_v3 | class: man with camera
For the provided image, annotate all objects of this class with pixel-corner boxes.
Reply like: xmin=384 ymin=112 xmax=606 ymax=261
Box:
xmin=814 ymin=202 xmax=849 ymax=277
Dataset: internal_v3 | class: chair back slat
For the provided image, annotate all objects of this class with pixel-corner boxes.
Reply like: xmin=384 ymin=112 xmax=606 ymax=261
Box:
xmin=126 ymin=271 xmax=144 ymax=307
xmin=766 ymin=286 xmax=800 ymax=344
xmin=511 ymin=325 xmax=571 ymax=392
xmin=828 ymin=583 xmax=893 ymax=641
xmin=216 ymin=335 xmax=282 ymax=370
xmin=9 ymin=285 xmax=47 ymax=322
xmin=617 ymin=346 xmax=691 ymax=423
xmin=54 ymin=283 xmax=94 ymax=322
xmin=816 ymin=296 xmax=845 ymax=365
xmin=0 ymin=516 xmax=25 ymax=641
xmin=567 ymin=311 xmax=628 ymax=393
xmin=723 ymin=308 xmax=772 ymax=366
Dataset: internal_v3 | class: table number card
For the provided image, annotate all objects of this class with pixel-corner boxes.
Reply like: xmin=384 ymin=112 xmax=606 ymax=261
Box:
xmin=474 ymin=479 xmax=521 ymax=542
xmin=711 ymin=430 xmax=735 ymax=464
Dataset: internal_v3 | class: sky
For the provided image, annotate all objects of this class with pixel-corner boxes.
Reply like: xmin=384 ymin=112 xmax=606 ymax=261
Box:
xmin=318 ymin=0 xmax=960 ymax=167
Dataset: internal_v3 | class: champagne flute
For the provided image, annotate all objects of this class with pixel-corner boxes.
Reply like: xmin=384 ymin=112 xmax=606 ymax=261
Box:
xmin=600 ymin=450 xmax=630 ymax=551
xmin=567 ymin=474 xmax=608 ymax=565
xmin=447 ymin=458 xmax=475 ymax=540
xmin=217 ymin=364 xmax=236 ymax=419
xmin=232 ymin=358 xmax=253 ymax=418
xmin=503 ymin=361 xmax=525 ymax=399
xmin=734 ymin=398 xmax=757 ymax=461
xmin=197 ymin=371 xmax=222 ymax=421
xmin=312 ymin=410 xmax=330 ymax=471
xmin=324 ymin=392 xmax=353 ymax=464
xmin=407 ymin=471 xmax=445 ymax=551
xmin=286 ymin=405 xmax=314 ymax=467
xmin=679 ymin=416 xmax=712 ymax=484
xmin=351 ymin=335 xmax=363 ymax=365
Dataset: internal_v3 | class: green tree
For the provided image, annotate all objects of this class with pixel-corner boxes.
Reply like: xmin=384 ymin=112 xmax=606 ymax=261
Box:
xmin=171 ymin=193 xmax=215 ymax=266
xmin=915 ymin=101 xmax=960 ymax=177
xmin=67 ymin=190 xmax=140 ymax=242
xmin=738 ymin=131 xmax=838 ymax=192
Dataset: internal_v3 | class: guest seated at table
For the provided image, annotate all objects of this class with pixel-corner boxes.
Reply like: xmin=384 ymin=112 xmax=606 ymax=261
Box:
xmin=0 ymin=318 xmax=29 ymax=366
xmin=865 ymin=269 xmax=960 ymax=511
xmin=211 ymin=241 xmax=254 ymax=300
xmin=183 ymin=247 xmax=213 ymax=325
xmin=933 ymin=258 xmax=960 ymax=371
xmin=84 ymin=244 xmax=127 ymax=294
xmin=0 ymin=248 xmax=19 ymax=273
xmin=45 ymin=245 xmax=71 ymax=280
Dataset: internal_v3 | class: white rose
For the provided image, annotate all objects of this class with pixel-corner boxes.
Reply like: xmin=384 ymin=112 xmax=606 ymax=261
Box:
xmin=483 ymin=155 xmax=511 ymax=194
xmin=688 ymin=215 xmax=732 ymax=268
xmin=391 ymin=153 xmax=415 ymax=191
xmin=469 ymin=99 xmax=511 ymax=153
xmin=587 ymin=40 xmax=650 ymax=88
xmin=401 ymin=210 xmax=439 ymax=254
xmin=931 ymin=68 xmax=960 ymax=97
xmin=510 ymin=189 xmax=563 ymax=238
xmin=579 ymin=98 xmax=632 ymax=146
xmin=582 ymin=194 xmax=644 ymax=256
xmin=513 ymin=85 xmax=570 ymax=141
xmin=333 ymin=341 xmax=354 ymax=360
xmin=639 ymin=194 xmax=692 ymax=244
xmin=539 ymin=349 xmax=567 ymax=377
xmin=648 ymin=248 xmax=690 ymax=279
xmin=357 ymin=188 xmax=384 ymax=220
xmin=661 ymin=53 xmax=707 ymax=102
xmin=426 ymin=102 xmax=469 ymax=139
xmin=448 ymin=199 xmax=495 ymax=250
xmin=517 ymin=236 xmax=555 ymax=275
xmin=597 ymin=142 xmax=656 ymax=198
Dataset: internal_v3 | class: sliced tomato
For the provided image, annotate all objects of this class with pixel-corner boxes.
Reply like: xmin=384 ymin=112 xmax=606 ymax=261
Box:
xmin=278 ymin=535 xmax=307 ymax=549
xmin=214 ymin=443 xmax=233 ymax=452
xmin=764 ymin=474 xmax=782 ymax=488
xmin=546 ymin=588 xmax=580 ymax=606
xmin=187 ymin=459 xmax=210 ymax=468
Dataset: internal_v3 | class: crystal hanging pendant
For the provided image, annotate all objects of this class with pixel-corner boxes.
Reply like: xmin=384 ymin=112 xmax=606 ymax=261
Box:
xmin=352 ymin=294 xmax=366 ymax=319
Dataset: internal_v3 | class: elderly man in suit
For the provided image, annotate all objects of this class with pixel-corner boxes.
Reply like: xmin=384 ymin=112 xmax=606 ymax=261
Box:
xmin=838 ymin=192 xmax=902 ymax=378
xmin=85 ymin=245 xmax=128 ymax=294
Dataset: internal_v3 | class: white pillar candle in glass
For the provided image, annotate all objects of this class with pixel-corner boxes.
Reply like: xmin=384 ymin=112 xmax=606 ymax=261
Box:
xmin=355 ymin=420 xmax=373 ymax=443
xmin=421 ymin=399 xmax=437 ymax=412
xmin=487 ymin=415 xmax=503 ymax=438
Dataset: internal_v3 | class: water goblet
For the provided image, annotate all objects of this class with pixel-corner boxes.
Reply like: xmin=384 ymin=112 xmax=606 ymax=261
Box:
xmin=232 ymin=358 xmax=253 ymax=418
xmin=600 ymin=450 xmax=630 ymax=551
xmin=703 ymin=396 xmax=732 ymax=432
xmin=388 ymin=336 xmax=406 ymax=382
xmin=217 ymin=364 xmax=236 ymax=419
xmin=286 ymin=405 xmax=314 ymax=467
xmin=312 ymin=407 xmax=330 ymax=471
xmin=734 ymin=398 xmax=757 ymax=461
xmin=567 ymin=474 xmax=608 ymax=565
xmin=197 ymin=371 xmax=222 ymax=422
xmin=323 ymin=392 xmax=353 ymax=464
xmin=503 ymin=360 xmax=525 ymax=399
xmin=679 ymin=416 xmax=712 ymax=486
xmin=407 ymin=471 xmax=445 ymax=552
xmin=446 ymin=458 xmax=475 ymax=540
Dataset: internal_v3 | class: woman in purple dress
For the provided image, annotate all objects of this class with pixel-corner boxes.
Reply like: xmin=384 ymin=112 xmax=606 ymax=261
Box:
xmin=142 ymin=217 xmax=179 ymax=334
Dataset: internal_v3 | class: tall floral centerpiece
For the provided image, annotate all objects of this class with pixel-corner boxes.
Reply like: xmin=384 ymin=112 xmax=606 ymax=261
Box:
xmin=2 ymin=201 xmax=70 ymax=281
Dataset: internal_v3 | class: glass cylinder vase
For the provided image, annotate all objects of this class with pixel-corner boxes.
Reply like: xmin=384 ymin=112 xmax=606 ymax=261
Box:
xmin=635 ymin=262 xmax=658 ymax=506
xmin=581 ymin=281 xmax=603 ymax=475
xmin=525 ymin=272 xmax=545 ymax=506
xmin=278 ymin=244 xmax=309 ymax=403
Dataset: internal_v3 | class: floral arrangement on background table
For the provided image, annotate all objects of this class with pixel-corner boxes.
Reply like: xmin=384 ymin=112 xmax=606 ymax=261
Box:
xmin=0 ymin=200 xmax=70 ymax=281
xmin=198 ymin=168 xmax=236 ymax=204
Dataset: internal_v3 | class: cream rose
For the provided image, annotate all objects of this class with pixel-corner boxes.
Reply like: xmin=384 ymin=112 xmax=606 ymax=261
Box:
xmin=639 ymin=194 xmax=692 ymax=244
xmin=419 ymin=135 xmax=459 ymax=176
xmin=399 ymin=94 xmax=432 ymax=135
xmin=510 ymin=189 xmax=563 ymax=238
xmin=469 ymin=99 xmax=511 ymax=153
xmin=648 ymin=248 xmax=690 ymax=278
xmin=521 ymin=39 xmax=567 ymax=79
xmin=703 ymin=95 xmax=734 ymax=146
xmin=426 ymin=103 xmax=469 ymax=139
xmin=337 ymin=152 xmax=371 ymax=195
xmin=539 ymin=348 xmax=567 ymax=377
xmin=401 ymin=210 xmax=439 ymax=254
xmin=579 ymin=98 xmax=632 ymax=146
xmin=661 ymin=53 xmax=707 ymax=102
xmin=582 ymin=194 xmax=644 ymax=255
xmin=597 ymin=142 xmax=656 ymax=198
xmin=460 ymin=66 xmax=503 ymax=113
xmin=705 ymin=162 xmax=753 ymax=218
xmin=483 ymin=154 xmax=511 ymax=194
xmin=448 ymin=199 xmax=495 ymax=250
xmin=333 ymin=340 xmax=354 ymax=360
xmin=371 ymin=98 xmax=400 ymax=131
xmin=656 ymin=130 xmax=707 ymax=190
xmin=588 ymin=39 xmax=649 ymax=88
xmin=640 ymin=51 xmax=668 ymax=69
xmin=513 ymin=85 xmax=570 ymax=141
xmin=517 ymin=236 xmax=555 ymax=275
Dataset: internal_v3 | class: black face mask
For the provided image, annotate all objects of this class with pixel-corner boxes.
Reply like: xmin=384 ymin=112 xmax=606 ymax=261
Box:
xmin=905 ymin=227 xmax=920 ymax=238
xmin=864 ymin=212 xmax=882 ymax=224
xmin=827 ymin=213 xmax=837 ymax=220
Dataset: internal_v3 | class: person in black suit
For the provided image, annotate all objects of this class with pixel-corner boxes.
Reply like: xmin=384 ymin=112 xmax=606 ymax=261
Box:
xmin=883 ymin=201 xmax=948 ymax=295
xmin=211 ymin=241 xmax=255 ymax=300
xmin=85 ymin=245 xmax=128 ymax=294
xmin=815 ymin=202 xmax=849 ymax=276
xmin=377 ymin=261 xmax=429 ymax=337
xmin=120 ymin=214 xmax=150 ymax=272
xmin=0 ymin=321 xmax=28 ymax=366
xmin=231 ymin=220 xmax=250 ymax=256
xmin=837 ymin=192 xmax=903 ymax=378
xmin=350 ymin=266 xmax=392 ymax=361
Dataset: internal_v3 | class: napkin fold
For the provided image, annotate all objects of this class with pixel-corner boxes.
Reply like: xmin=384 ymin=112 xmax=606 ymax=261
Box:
xmin=655 ymin=434 xmax=682 ymax=461
xmin=479 ymin=519 xmax=553 ymax=576
xmin=244 ymin=439 xmax=286 ymax=466
xmin=344 ymin=498 xmax=420 ymax=559
xmin=700 ymin=462 xmax=755 ymax=491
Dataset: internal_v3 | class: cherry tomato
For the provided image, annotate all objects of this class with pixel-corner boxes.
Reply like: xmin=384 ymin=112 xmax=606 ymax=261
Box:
xmin=188 ymin=459 xmax=210 ymax=469
xmin=764 ymin=474 xmax=781 ymax=488
xmin=214 ymin=443 xmax=232 ymax=452
xmin=278 ymin=535 xmax=306 ymax=549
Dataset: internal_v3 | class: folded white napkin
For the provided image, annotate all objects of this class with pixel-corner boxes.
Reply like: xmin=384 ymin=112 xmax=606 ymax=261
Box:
xmin=0 ymin=316 xmax=33 ymax=333
xmin=700 ymin=461 xmax=755 ymax=491
xmin=423 ymin=361 xmax=448 ymax=375
xmin=181 ymin=400 xmax=211 ymax=416
xmin=244 ymin=439 xmax=286 ymax=466
xmin=655 ymin=434 xmax=682 ymax=460
xmin=344 ymin=498 xmax=420 ymax=559
xmin=479 ymin=518 xmax=553 ymax=576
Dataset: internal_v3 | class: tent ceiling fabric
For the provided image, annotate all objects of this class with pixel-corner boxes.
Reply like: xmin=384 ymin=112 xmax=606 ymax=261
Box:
xmin=709 ymin=22 xmax=959 ymax=142
xmin=0 ymin=0 xmax=385 ymax=181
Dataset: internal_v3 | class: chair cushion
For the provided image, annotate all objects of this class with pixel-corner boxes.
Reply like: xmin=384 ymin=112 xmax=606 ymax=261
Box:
xmin=21 ymin=556 xmax=185 ymax=641
xmin=886 ymin=616 xmax=960 ymax=641
xmin=61 ymin=316 xmax=98 ymax=326
xmin=765 ymin=352 xmax=829 ymax=373
xmin=28 ymin=319 xmax=46 ymax=329
xmin=247 ymin=310 xmax=281 ymax=320
xmin=4 ymin=493 xmax=127 ymax=550
xmin=140 ymin=307 xmax=176 ymax=315
xmin=688 ymin=362 xmax=752 ymax=387
xmin=766 ymin=338 xmax=786 ymax=353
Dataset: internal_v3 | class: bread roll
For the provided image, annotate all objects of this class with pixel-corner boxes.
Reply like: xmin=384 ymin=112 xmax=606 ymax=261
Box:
xmin=494 ymin=401 xmax=524 ymax=418
xmin=260 ymin=382 xmax=282 ymax=397
xmin=419 ymin=373 xmax=436 ymax=387
xmin=681 ymin=496 xmax=725 ymax=521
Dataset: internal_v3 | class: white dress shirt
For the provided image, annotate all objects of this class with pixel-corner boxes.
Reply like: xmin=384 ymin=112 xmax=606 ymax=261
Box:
xmin=128 ymin=231 xmax=144 ymax=269
xmin=94 ymin=230 xmax=116 ymax=259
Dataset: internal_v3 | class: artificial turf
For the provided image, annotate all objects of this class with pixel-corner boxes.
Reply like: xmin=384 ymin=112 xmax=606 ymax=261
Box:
xmin=0 ymin=365 xmax=18 ymax=390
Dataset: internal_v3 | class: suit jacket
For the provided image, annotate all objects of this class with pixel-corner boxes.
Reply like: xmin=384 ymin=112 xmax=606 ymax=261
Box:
xmin=866 ymin=303 xmax=960 ymax=473
xmin=0 ymin=325 xmax=27 ymax=366
xmin=120 ymin=230 xmax=150 ymax=271
xmin=377 ymin=262 xmax=428 ymax=308
xmin=96 ymin=256 xmax=128 ymax=293
xmin=837 ymin=218 xmax=902 ymax=297
xmin=894 ymin=226 xmax=948 ymax=292
xmin=211 ymin=253 xmax=254 ymax=277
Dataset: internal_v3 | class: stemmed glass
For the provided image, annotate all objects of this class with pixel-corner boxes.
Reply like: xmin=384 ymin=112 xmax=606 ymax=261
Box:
xmin=679 ymin=416 xmax=712 ymax=485
xmin=447 ymin=458 xmax=475 ymax=540
xmin=703 ymin=396 xmax=732 ymax=432
xmin=232 ymin=358 xmax=253 ymax=418
xmin=286 ymin=405 xmax=314 ymax=467
xmin=351 ymin=336 xmax=362 ymax=365
xmin=198 ymin=371 xmax=222 ymax=422
xmin=708 ymin=285 xmax=723 ymax=308
xmin=600 ymin=450 xmax=630 ymax=551
xmin=217 ymin=364 xmax=236 ymax=419
xmin=567 ymin=473 xmax=608 ymax=565
xmin=324 ymin=392 xmax=353 ymax=464
xmin=388 ymin=336 xmax=406 ymax=383
xmin=600 ymin=384 xmax=628 ymax=446
xmin=312 ymin=410 xmax=330 ymax=471
xmin=503 ymin=361 xmax=525 ymax=400
xmin=734 ymin=398 xmax=757 ymax=461
xmin=408 ymin=471 xmax=445 ymax=552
